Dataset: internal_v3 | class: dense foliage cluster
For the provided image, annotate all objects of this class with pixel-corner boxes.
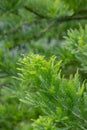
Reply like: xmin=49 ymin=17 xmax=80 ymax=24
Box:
xmin=0 ymin=0 xmax=87 ymax=130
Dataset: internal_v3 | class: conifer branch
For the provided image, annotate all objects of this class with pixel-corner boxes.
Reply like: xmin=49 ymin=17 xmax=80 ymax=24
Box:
xmin=57 ymin=15 xmax=87 ymax=22
xmin=24 ymin=6 xmax=87 ymax=22
xmin=76 ymin=8 xmax=87 ymax=15
xmin=24 ymin=6 xmax=50 ymax=19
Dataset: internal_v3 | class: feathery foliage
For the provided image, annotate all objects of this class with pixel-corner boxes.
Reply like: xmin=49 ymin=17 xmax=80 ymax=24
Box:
xmin=17 ymin=53 xmax=87 ymax=130
xmin=0 ymin=0 xmax=87 ymax=130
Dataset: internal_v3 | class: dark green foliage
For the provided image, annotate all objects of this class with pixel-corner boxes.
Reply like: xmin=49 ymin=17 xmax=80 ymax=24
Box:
xmin=53 ymin=26 xmax=87 ymax=80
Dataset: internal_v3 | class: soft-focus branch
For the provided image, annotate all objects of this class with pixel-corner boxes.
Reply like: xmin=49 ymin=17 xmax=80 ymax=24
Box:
xmin=24 ymin=6 xmax=50 ymax=19
xmin=24 ymin=6 xmax=87 ymax=22
xmin=57 ymin=15 xmax=87 ymax=22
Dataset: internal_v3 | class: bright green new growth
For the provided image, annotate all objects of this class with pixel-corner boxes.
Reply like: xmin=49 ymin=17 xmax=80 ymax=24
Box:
xmin=18 ymin=53 xmax=87 ymax=130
